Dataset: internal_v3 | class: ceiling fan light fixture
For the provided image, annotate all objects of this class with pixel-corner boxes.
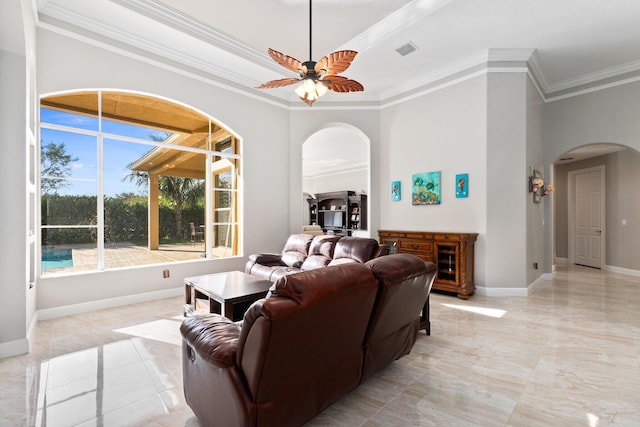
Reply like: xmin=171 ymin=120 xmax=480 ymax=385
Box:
xmin=256 ymin=0 xmax=363 ymax=106
xmin=295 ymin=78 xmax=328 ymax=104
xmin=316 ymin=81 xmax=329 ymax=97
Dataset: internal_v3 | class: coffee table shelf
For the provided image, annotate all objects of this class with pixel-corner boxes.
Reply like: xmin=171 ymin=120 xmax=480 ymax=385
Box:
xmin=184 ymin=271 xmax=272 ymax=321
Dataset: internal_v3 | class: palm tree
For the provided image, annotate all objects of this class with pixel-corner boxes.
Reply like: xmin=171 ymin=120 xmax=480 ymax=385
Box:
xmin=158 ymin=176 xmax=203 ymax=239
xmin=123 ymin=169 xmax=203 ymax=240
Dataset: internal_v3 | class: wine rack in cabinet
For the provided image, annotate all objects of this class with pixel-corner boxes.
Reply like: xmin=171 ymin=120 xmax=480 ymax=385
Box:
xmin=378 ymin=230 xmax=478 ymax=299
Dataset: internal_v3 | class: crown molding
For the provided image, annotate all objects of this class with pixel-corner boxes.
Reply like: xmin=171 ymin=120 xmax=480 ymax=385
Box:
xmin=486 ymin=48 xmax=535 ymax=62
xmin=36 ymin=0 xmax=287 ymax=96
xmin=34 ymin=1 xmax=640 ymax=109
xmin=381 ymin=48 xmax=535 ymax=103
xmin=526 ymin=51 xmax=550 ymax=94
xmin=110 ymin=0 xmax=281 ymax=73
xmin=304 ymin=165 xmax=368 ymax=180
xmin=546 ymin=58 xmax=640 ymax=94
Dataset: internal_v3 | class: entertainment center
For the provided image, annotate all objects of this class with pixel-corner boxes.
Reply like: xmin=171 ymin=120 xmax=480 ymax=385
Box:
xmin=307 ymin=190 xmax=367 ymax=236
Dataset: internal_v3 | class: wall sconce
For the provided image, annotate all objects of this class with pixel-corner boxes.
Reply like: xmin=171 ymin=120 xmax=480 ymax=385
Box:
xmin=528 ymin=168 xmax=552 ymax=203
xmin=529 ymin=176 xmax=544 ymax=193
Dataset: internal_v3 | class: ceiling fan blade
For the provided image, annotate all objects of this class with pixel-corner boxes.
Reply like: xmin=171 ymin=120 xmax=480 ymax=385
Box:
xmin=323 ymin=76 xmax=364 ymax=93
xmin=315 ymin=50 xmax=358 ymax=76
xmin=267 ymin=48 xmax=307 ymax=76
xmin=256 ymin=77 xmax=301 ymax=89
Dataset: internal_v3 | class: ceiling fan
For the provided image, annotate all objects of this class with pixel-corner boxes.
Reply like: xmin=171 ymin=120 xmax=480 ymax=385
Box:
xmin=256 ymin=0 xmax=364 ymax=106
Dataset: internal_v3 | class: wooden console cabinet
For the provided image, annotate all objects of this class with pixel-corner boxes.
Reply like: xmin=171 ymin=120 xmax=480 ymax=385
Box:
xmin=378 ymin=230 xmax=478 ymax=299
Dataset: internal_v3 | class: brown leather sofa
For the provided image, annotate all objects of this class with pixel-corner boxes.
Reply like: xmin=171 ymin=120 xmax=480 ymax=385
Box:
xmin=181 ymin=253 xmax=437 ymax=427
xmin=245 ymin=233 xmax=389 ymax=282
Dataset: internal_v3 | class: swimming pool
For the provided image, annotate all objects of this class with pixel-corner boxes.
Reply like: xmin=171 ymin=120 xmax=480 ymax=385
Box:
xmin=42 ymin=248 xmax=73 ymax=271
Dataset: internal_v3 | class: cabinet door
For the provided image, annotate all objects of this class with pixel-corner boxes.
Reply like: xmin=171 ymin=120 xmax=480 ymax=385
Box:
xmin=380 ymin=238 xmax=398 ymax=254
xmin=435 ymin=243 xmax=458 ymax=284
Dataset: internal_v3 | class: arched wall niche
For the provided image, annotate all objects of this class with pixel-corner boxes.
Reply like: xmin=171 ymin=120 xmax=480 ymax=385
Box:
xmin=302 ymin=122 xmax=371 ymax=236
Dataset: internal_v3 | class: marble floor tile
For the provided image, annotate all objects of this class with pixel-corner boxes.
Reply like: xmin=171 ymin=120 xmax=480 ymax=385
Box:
xmin=1 ymin=264 xmax=640 ymax=426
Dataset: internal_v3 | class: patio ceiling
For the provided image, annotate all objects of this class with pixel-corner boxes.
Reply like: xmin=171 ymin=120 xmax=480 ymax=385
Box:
xmin=41 ymin=91 xmax=232 ymax=179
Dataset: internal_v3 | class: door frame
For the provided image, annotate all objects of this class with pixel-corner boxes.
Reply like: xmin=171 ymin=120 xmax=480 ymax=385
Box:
xmin=567 ymin=165 xmax=605 ymax=267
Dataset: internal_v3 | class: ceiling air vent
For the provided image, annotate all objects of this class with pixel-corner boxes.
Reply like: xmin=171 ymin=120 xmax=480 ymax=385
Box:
xmin=395 ymin=41 xmax=418 ymax=57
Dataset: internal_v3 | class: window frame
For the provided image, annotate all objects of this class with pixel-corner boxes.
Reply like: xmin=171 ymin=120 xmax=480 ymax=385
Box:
xmin=38 ymin=90 xmax=241 ymax=276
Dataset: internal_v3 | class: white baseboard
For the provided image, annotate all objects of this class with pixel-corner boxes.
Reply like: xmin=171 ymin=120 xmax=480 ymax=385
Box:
xmin=475 ymin=286 xmax=528 ymax=297
xmin=38 ymin=287 xmax=183 ymax=321
xmin=0 ymin=312 xmax=40 ymax=359
xmin=0 ymin=337 xmax=30 ymax=359
xmin=603 ymin=264 xmax=640 ymax=277
xmin=475 ymin=273 xmax=551 ymax=297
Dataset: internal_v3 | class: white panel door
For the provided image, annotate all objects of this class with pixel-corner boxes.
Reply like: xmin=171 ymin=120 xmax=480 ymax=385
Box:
xmin=575 ymin=169 xmax=603 ymax=268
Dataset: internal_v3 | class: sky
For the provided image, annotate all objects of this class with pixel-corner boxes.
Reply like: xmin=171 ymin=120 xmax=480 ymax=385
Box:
xmin=40 ymin=108 xmax=169 ymax=197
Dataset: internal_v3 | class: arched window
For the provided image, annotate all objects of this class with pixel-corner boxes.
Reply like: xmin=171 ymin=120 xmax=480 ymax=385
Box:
xmin=39 ymin=90 xmax=241 ymax=275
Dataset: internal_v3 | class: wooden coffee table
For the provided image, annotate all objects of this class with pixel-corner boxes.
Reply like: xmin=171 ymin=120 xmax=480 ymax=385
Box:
xmin=184 ymin=271 xmax=272 ymax=321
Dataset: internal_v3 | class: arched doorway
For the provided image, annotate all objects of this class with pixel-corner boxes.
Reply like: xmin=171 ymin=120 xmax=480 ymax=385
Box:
xmin=302 ymin=123 xmax=371 ymax=236
xmin=552 ymin=143 xmax=640 ymax=273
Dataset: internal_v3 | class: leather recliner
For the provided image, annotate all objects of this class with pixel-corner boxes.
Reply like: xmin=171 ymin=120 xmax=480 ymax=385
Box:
xmin=362 ymin=253 xmax=437 ymax=381
xmin=181 ymin=263 xmax=379 ymax=427
xmin=181 ymin=254 xmax=436 ymax=427
xmin=245 ymin=234 xmax=388 ymax=281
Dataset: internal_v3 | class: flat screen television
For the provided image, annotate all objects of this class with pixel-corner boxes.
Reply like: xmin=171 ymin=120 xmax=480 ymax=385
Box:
xmin=323 ymin=211 xmax=343 ymax=228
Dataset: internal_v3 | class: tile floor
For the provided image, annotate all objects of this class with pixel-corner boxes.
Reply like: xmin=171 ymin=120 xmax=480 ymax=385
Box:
xmin=1 ymin=264 xmax=639 ymax=426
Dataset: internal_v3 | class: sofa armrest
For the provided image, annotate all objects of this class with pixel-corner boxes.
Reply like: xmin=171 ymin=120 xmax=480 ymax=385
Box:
xmin=247 ymin=253 xmax=286 ymax=267
xmin=180 ymin=314 xmax=241 ymax=368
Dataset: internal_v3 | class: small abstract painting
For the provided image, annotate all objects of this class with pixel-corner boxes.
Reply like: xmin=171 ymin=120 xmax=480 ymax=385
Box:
xmin=456 ymin=173 xmax=469 ymax=198
xmin=412 ymin=171 xmax=440 ymax=205
xmin=391 ymin=181 xmax=401 ymax=201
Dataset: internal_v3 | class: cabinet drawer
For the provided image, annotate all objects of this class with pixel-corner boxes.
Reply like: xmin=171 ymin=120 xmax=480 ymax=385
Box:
xmin=399 ymin=240 xmax=432 ymax=253
xmin=435 ymin=233 xmax=465 ymax=242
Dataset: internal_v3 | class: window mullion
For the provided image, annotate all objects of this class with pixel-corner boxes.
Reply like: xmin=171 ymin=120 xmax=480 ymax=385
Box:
xmin=205 ymin=120 xmax=213 ymax=258
xmin=97 ymin=92 xmax=105 ymax=270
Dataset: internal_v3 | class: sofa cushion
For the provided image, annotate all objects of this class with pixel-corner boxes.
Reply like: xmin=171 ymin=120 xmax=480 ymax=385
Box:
xmin=280 ymin=233 xmax=314 ymax=267
xmin=300 ymin=235 xmax=341 ymax=270
xmin=328 ymin=236 xmax=380 ymax=265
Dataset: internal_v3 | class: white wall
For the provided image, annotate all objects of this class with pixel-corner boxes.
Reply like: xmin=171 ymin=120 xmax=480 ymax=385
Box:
xmin=0 ymin=0 xmax=35 ymax=358
xmin=544 ymin=81 xmax=640 ymax=162
xmin=525 ymin=76 xmax=547 ymax=282
xmin=34 ymin=30 xmax=293 ymax=310
xmin=302 ymin=125 xmax=369 ymax=195
xmin=485 ymin=72 xmax=529 ymax=289
xmin=0 ymin=50 xmax=29 ymax=355
xmin=380 ymin=75 xmax=488 ymax=287
xmin=304 ymin=168 xmax=367 ymax=195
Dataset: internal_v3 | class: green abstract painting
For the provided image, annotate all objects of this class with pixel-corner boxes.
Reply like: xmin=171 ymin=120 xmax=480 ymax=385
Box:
xmin=412 ymin=171 xmax=440 ymax=205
